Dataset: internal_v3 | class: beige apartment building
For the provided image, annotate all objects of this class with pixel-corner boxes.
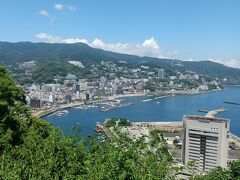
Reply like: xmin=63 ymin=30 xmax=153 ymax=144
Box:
xmin=182 ymin=115 xmax=229 ymax=172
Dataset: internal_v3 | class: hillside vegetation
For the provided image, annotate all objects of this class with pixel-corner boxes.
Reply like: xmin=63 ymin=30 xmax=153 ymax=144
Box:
xmin=1 ymin=42 xmax=240 ymax=81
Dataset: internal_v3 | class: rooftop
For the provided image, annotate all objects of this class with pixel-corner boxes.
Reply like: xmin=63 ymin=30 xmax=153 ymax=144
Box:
xmin=183 ymin=115 xmax=230 ymax=123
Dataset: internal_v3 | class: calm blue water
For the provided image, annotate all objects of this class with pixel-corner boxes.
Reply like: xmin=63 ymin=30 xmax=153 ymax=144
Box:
xmin=44 ymin=86 xmax=240 ymax=137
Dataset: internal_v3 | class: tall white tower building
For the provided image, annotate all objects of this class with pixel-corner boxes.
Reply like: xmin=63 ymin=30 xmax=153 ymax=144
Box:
xmin=182 ymin=115 xmax=229 ymax=172
xmin=158 ymin=69 xmax=165 ymax=79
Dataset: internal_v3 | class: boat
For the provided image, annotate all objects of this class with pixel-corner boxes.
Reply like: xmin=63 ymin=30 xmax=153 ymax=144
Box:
xmin=156 ymin=101 xmax=160 ymax=104
xmin=142 ymin=99 xmax=152 ymax=102
xmin=100 ymin=106 xmax=108 ymax=112
xmin=61 ymin=110 xmax=69 ymax=113
xmin=100 ymin=107 xmax=109 ymax=112
xmin=154 ymin=95 xmax=169 ymax=100
xmin=54 ymin=110 xmax=69 ymax=116
xmin=86 ymin=105 xmax=97 ymax=108
xmin=154 ymin=96 xmax=162 ymax=100
xmin=55 ymin=111 xmax=64 ymax=116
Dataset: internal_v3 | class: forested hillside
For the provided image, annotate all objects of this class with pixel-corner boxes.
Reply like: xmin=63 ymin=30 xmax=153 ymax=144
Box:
xmin=1 ymin=42 xmax=240 ymax=80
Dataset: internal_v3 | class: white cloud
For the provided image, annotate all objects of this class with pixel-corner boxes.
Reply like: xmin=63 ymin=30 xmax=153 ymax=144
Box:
xmin=185 ymin=58 xmax=194 ymax=61
xmin=35 ymin=33 xmax=61 ymax=43
xmin=62 ymin=38 xmax=88 ymax=44
xmin=39 ymin=10 xmax=50 ymax=16
xmin=38 ymin=10 xmax=56 ymax=22
xmin=210 ymin=58 xmax=240 ymax=69
xmin=90 ymin=37 xmax=165 ymax=58
xmin=53 ymin=4 xmax=76 ymax=11
xmin=36 ymin=33 xmax=88 ymax=44
xmin=35 ymin=33 xmax=166 ymax=58
xmin=92 ymin=38 xmax=106 ymax=48
xmin=142 ymin=37 xmax=159 ymax=49
xmin=54 ymin=4 xmax=64 ymax=10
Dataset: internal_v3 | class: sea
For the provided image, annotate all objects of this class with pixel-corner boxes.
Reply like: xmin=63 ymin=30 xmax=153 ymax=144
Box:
xmin=43 ymin=86 xmax=240 ymax=137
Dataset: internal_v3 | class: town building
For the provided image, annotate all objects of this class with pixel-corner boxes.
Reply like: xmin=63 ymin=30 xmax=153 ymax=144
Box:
xmin=158 ymin=69 xmax=165 ymax=79
xmin=182 ymin=115 xmax=229 ymax=172
xmin=29 ymin=98 xmax=42 ymax=109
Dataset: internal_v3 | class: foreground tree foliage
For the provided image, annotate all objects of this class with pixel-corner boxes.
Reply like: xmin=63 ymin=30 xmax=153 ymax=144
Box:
xmin=194 ymin=160 xmax=240 ymax=180
xmin=0 ymin=65 xmax=239 ymax=179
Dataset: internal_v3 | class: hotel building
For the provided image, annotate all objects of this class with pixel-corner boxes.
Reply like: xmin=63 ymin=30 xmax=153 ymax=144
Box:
xmin=182 ymin=115 xmax=229 ymax=172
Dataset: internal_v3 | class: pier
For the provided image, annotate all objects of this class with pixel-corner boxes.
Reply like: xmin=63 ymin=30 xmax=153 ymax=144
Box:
xmin=205 ymin=108 xmax=227 ymax=117
xmin=100 ymin=102 xmax=134 ymax=112
xmin=223 ymin=101 xmax=240 ymax=105
xmin=198 ymin=108 xmax=227 ymax=117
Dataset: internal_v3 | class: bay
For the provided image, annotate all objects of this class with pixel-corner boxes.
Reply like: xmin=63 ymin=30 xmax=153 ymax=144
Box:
xmin=44 ymin=86 xmax=240 ymax=137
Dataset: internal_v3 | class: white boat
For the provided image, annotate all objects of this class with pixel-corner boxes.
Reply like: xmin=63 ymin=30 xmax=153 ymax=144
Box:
xmin=55 ymin=111 xmax=64 ymax=116
xmin=156 ymin=101 xmax=160 ymax=104
xmin=61 ymin=110 xmax=69 ymax=113
xmin=86 ymin=105 xmax=97 ymax=108
xmin=54 ymin=110 xmax=69 ymax=116
xmin=142 ymin=99 xmax=152 ymax=102
xmin=74 ymin=106 xmax=87 ymax=110
xmin=154 ymin=95 xmax=169 ymax=100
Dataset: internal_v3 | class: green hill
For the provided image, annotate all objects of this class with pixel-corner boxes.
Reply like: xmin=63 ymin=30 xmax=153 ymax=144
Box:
xmin=0 ymin=41 xmax=240 ymax=82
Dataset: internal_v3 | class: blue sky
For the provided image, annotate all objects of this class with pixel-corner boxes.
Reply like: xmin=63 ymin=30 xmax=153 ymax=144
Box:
xmin=0 ymin=0 xmax=240 ymax=67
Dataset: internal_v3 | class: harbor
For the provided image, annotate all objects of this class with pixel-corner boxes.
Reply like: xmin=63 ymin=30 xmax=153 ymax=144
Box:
xmin=43 ymin=86 xmax=240 ymax=138
xmin=34 ymin=94 xmax=171 ymax=117
xmin=33 ymin=98 xmax=119 ymax=117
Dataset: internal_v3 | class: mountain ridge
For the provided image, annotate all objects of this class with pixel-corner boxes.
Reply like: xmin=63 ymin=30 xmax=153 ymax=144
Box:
xmin=0 ymin=41 xmax=240 ymax=81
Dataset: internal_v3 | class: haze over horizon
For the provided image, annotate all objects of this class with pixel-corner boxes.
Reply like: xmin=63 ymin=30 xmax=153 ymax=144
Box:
xmin=1 ymin=0 xmax=240 ymax=68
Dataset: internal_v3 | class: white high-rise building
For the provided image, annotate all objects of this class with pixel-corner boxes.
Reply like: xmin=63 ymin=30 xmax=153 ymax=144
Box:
xmin=49 ymin=93 xmax=55 ymax=103
xmin=182 ymin=115 xmax=229 ymax=172
xmin=158 ymin=69 xmax=165 ymax=79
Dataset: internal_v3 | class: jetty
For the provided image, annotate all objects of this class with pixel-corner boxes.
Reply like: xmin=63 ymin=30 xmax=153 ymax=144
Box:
xmin=223 ymin=101 xmax=240 ymax=105
xmin=198 ymin=108 xmax=227 ymax=118
xmin=100 ymin=102 xmax=134 ymax=112
xmin=206 ymin=108 xmax=227 ymax=117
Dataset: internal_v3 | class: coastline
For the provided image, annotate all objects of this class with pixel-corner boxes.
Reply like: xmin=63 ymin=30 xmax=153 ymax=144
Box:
xmin=41 ymin=88 xmax=240 ymax=137
xmin=33 ymin=88 xmax=223 ymax=118
xmin=100 ymin=120 xmax=240 ymax=144
xmin=33 ymin=98 xmax=111 ymax=117
xmin=32 ymin=101 xmax=84 ymax=118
